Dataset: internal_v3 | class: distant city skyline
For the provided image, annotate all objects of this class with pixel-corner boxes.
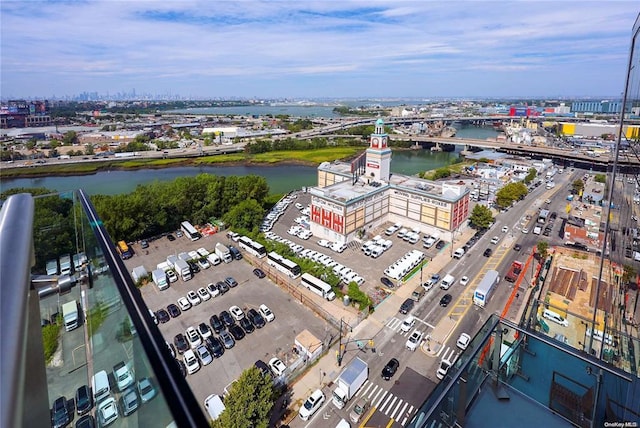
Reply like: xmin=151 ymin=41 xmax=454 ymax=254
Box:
xmin=1 ymin=2 xmax=638 ymax=99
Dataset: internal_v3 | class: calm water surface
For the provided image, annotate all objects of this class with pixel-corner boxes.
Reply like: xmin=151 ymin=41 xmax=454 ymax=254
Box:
xmin=2 ymin=126 xmax=497 ymax=196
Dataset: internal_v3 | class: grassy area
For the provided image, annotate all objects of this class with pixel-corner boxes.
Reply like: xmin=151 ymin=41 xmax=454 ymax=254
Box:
xmin=251 ymin=147 xmax=361 ymax=163
xmin=87 ymin=301 xmax=108 ymax=337
xmin=42 ymin=323 xmax=61 ymax=364
xmin=403 ymin=260 xmax=429 ymax=283
xmin=194 ymin=153 xmax=248 ymax=164
xmin=420 ymin=160 xmax=474 ymax=180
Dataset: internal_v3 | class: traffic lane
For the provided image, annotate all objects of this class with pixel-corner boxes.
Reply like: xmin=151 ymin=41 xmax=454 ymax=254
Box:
xmin=366 ymin=368 xmax=436 ymax=428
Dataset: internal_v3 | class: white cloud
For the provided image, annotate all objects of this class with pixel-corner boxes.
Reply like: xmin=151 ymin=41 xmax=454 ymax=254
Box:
xmin=1 ymin=1 xmax=638 ymax=97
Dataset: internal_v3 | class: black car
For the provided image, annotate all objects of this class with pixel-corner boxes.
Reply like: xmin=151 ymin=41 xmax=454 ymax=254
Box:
xmin=75 ymin=415 xmax=95 ymax=428
xmin=75 ymin=384 xmax=93 ymax=416
xmin=187 ymin=261 xmax=200 ymax=274
xmin=239 ymin=317 xmax=255 ymax=334
xmin=399 ymin=298 xmax=414 ymax=314
xmin=205 ymin=336 xmax=225 ymax=358
xmin=513 ymin=244 xmax=522 ymax=252
xmin=51 ymin=396 xmax=71 ymax=428
xmin=253 ymin=268 xmax=266 ymax=278
xmin=217 ymin=281 xmax=229 ymax=294
xmin=440 ymin=294 xmax=453 ymax=307
xmin=220 ymin=310 xmax=235 ymax=327
xmin=174 ymin=333 xmax=189 ymax=354
xmin=483 ymin=248 xmax=492 ymax=257
xmin=167 ymin=304 xmax=181 ymax=318
xmin=175 ymin=358 xmax=186 ymax=377
xmin=255 ymin=360 xmax=273 ymax=379
xmin=167 ymin=234 xmax=175 ymax=241
xmin=225 ymin=276 xmax=238 ymax=288
xmin=156 ymin=309 xmax=170 ymax=324
xmin=380 ymin=277 xmax=395 ymax=288
xmin=381 ymin=358 xmax=400 ymax=380
xmin=247 ymin=308 xmax=265 ymax=329
xmin=209 ymin=314 xmax=224 ymax=333
xmin=229 ymin=324 xmax=246 ymax=341
xmin=435 ymin=240 xmax=446 ymax=250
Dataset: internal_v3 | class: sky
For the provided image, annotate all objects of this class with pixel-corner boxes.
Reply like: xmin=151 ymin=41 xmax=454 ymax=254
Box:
xmin=1 ymin=1 xmax=639 ymax=99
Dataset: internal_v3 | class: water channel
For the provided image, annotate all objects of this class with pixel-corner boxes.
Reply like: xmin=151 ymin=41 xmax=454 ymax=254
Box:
xmin=1 ymin=125 xmax=498 ymax=196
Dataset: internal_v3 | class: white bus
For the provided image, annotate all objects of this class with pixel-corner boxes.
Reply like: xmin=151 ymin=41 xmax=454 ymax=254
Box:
xmin=181 ymin=221 xmax=201 ymax=241
xmin=267 ymin=251 xmax=301 ymax=278
xmin=238 ymin=236 xmax=266 ymax=258
xmin=300 ymin=273 xmax=336 ymax=301
xmin=473 ymin=270 xmax=500 ymax=307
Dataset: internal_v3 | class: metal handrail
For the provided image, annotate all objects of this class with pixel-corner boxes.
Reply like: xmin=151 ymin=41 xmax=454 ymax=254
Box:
xmin=0 ymin=193 xmax=35 ymax=428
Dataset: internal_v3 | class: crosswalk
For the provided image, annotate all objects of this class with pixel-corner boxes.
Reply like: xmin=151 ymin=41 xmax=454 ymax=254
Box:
xmin=356 ymin=380 xmax=416 ymax=426
xmin=386 ymin=316 xmax=434 ymax=337
xmin=436 ymin=345 xmax=459 ymax=361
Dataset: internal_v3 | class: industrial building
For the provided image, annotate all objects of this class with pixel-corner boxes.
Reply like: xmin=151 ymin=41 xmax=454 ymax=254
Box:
xmin=309 ymin=119 xmax=470 ymax=243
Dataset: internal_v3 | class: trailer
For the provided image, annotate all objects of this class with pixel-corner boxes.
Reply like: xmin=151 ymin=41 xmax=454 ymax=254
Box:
xmin=332 ymin=357 xmax=368 ymax=409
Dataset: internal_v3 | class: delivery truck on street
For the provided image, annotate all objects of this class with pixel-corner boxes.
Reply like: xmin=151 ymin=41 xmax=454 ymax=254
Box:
xmin=332 ymin=357 xmax=368 ymax=409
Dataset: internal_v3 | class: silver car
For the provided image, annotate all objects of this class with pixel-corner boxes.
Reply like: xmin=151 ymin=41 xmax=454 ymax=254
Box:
xmin=196 ymin=344 xmax=213 ymax=366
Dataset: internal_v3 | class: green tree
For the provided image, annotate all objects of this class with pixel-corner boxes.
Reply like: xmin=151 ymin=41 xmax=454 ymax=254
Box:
xmin=495 ymin=182 xmax=528 ymax=208
xmin=84 ymin=144 xmax=95 ymax=155
xmin=222 ymin=199 xmax=265 ymax=232
xmin=26 ymin=138 xmax=38 ymax=150
xmin=62 ymin=131 xmax=78 ymax=145
xmin=622 ymin=265 xmax=637 ymax=284
xmin=469 ymin=204 xmax=494 ymax=229
xmin=537 ymin=241 xmax=549 ymax=260
xmin=572 ymin=179 xmax=585 ymax=193
xmin=594 ymin=174 xmax=606 ymax=184
xmin=432 ymin=167 xmax=451 ymax=180
xmin=524 ymin=168 xmax=537 ymax=184
xmin=212 ymin=366 xmax=276 ymax=428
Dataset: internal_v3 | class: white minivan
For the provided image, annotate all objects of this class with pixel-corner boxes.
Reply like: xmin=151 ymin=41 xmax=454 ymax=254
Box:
xmin=91 ymin=370 xmax=111 ymax=403
xmin=440 ymin=274 xmax=455 ymax=290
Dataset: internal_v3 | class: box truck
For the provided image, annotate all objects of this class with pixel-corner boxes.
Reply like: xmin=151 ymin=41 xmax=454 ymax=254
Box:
xmin=332 ymin=357 xmax=368 ymax=409
xmin=174 ymin=259 xmax=192 ymax=281
xmin=62 ymin=300 xmax=79 ymax=331
xmin=152 ymin=268 xmax=169 ymax=291
xmin=215 ymin=243 xmax=232 ymax=263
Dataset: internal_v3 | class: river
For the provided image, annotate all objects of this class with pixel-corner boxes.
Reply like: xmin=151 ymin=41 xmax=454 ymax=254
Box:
xmin=1 ymin=126 xmax=498 ymax=196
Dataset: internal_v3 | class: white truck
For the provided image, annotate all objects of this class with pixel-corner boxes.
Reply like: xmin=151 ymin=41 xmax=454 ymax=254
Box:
xmin=152 ymin=268 xmax=169 ymax=291
xmin=453 ymin=248 xmax=465 ymax=259
xmin=59 ymin=254 xmax=72 ymax=276
xmin=332 ymin=357 xmax=368 ymax=409
xmin=215 ymin=243 xmax=232 ymax=263
xmin=207 ymin=253 xmax=221 ymax=266
xmin=174 ymin=259 xmax=192 ymax=281
xmin=62 ymin=300 xmax=79 ymax=331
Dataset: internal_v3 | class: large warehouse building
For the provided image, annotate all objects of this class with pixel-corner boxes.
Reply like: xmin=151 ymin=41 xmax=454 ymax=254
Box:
xmin=309 ymin=119 xmax=470 ymax=243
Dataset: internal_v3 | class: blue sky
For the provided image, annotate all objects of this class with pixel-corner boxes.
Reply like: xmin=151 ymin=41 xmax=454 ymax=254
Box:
xmin=1 ymin=1 xmax=638 ymax=99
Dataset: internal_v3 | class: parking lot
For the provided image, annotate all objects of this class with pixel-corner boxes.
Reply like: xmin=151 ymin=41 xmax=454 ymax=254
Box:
xmin=124 ymin=232 xmax=334 ymax=410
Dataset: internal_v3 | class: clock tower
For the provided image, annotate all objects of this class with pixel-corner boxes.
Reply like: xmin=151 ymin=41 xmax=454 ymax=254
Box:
xmin=365 ymin=118 xmax=392 ymax=181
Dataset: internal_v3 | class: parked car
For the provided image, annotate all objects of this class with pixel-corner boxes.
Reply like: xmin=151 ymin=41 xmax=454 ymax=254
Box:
xmin=197 ymin=287 xmax=211 ymax=302
xmin=229 ymin=305 xmax=245 ymax=321
xmin=75 ymin=384 xmax=93 ymax=416
xmin=216 ymin=281 xmax=229 ymax=294
xmin=156 ymin=309 xmax=170 ymax=324
xmin=209 ymin=314 xmax=224 ymax=333
xmin=196 ymin=344 xmax=213 ymax=366
xmin=137 ymin=377 xmax=157 ymax=403
xmin=198 ymin=322 xmax=213 ymax=340
xmin=247 ymin=308 xmax=266 ymax=328
xmin=51 ymin=396 xmax=71 ymax=428
xmin=186 ymin=290 xmax=201 ymax=306
xmin=167 ymin=303 xmax=181 ymax=318
xmin=75 ymin=415 xmax=95 ymax=428
xmin=166 ymin=234 xmax=175 ymax=241
xmin=219 ymin=330 xmax=235 ymax=349
xmin=229 ymin=324 xmax=246 ymax=341
xmin=269 ymin=357 xmax=287 ymax=377
xmin=185 ymin=326 xmax=202 ymax=349
xmin=97 ymin=396 xmax=118 ymax=427
xmin=220 ymin=310 xmax=235 ymax=327
xmin=166 ymin=270 xmax=178 ymax=283
xmin=380 ymin=277 xmax=395 ymax=288
xmin=225 ymin=277 xmax=238 ymax=288
xmin=299 ymin=389 xmax=325 ymax=421
xmin=205 ymin=336 xmax=225 ymax=358
xmin=183 ymin=350 xmax=200 ymax=375
xmin=140 ymin=240 xmax=149 ymax=249
xmin=119 ymin=386 xmax=139 ymax=416
xmin=253 ymin=268 xmax=266 ymax=278
xmin=259 ymin=304 xmax=275 ymax=322
xmin=381 ymin=358 xmax=400 ymax=380
xmin=206 ymin=282 xmax=220 ymax=298
xmin=177 ymin=297 xmax=191 ymax=312
xmin=174 ymin=333 xmax=189 ymax=354
xmin=399 ymin=298 xmax=414 ymax=314
xmin=239 ymin=317 xmax=255 ymax=334
xmin=113 ymin=361 xmax=134 ymax=392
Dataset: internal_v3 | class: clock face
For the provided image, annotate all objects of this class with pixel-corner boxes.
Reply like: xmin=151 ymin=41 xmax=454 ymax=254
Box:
xmin=371 ymin=137 xmax=379 ymax=147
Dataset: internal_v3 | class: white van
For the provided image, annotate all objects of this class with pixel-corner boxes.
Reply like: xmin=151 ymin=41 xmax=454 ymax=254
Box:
xmin=453 ymin=248 xmax=465 ymax=259
xmin=204 ymin=394 xmax=226 ymax=421
xmin=91 ymin=370 xmax=111 ymax=403
xmin=440 ymin=274 xmax=455 ymax=290
xmin=542 ymin=309 xmax=569 ymax=327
